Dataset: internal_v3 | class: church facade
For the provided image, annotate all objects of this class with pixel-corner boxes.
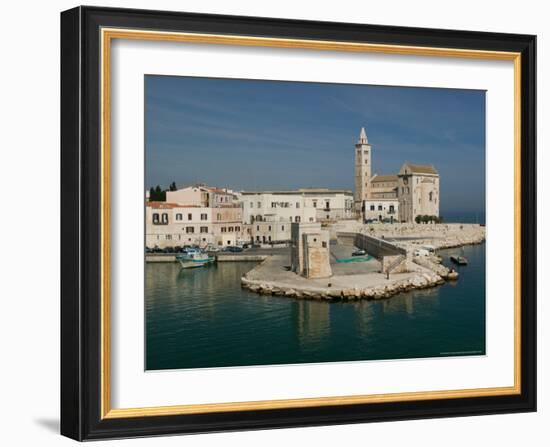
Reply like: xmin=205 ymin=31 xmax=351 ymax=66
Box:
xmin=353 ymin=127 xmax=440 ymax=223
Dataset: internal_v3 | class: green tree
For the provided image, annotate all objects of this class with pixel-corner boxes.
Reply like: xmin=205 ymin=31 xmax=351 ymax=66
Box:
xmin=415 ymin=215 xmax=422 ymax=224
xmin=148 ymin=185 xmax=166 ymax=201
xmin=169 ymin=181 xmax=177 ymax=191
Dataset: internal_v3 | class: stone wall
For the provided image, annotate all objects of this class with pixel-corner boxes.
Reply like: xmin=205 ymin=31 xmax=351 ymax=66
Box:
xmin=291 ymin=222 xmax=332 ymax=278
xmin=303 ymin=232 xmax=332 ymax=278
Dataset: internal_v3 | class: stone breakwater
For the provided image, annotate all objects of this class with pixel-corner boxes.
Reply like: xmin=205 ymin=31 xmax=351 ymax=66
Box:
xmin=364 ymin=223 xmax=486 ymax=250
xmin=330 ymin=221 xmax=486 ymax=250
xmin=240 ymin=222 xmax=485 ymax=302
xmin=241 ymin=257 xmax=444 ymax=302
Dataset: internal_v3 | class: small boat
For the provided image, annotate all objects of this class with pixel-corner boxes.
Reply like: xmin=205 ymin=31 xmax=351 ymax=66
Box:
xmin=352 ymin=249 xmax=366 ymax=257
xmin=450 ymin=255 xmax=468 ymax=265
xmin=176 ymin=249 xmax=215 ymax=269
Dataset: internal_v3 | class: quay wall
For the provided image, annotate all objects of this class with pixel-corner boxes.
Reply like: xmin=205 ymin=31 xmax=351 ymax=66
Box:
xmin=216 ymin=255 xmax=267 ymax=262
xmin=145 ymin=253 xmax=268 ymax=263
xmin=146 ymin=254 xmax=177 ymax=263
xmin=336 ymin=232 xmax=407 ymax=259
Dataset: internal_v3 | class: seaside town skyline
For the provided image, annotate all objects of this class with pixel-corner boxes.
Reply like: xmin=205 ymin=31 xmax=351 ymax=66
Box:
xmin=144 ymin=76 xmax=487 ymax=371
xmin=145 ymin=75 xmax=486 ymax=216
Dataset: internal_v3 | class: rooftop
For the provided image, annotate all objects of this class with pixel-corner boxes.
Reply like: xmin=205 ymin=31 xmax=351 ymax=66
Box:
xmin=371 ymin=174 xmax=399 ymax=183
xmin=401 ymin=163 xmax=438 ymax=175
xmin=241 ymin=188 xmax=353 ymax=196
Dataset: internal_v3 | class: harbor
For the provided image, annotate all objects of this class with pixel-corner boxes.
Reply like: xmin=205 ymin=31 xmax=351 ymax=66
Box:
xmin=145 ymin=222 xmax=485 ymax=301
xmin=146 ymin=242 xmax=486 ymax=370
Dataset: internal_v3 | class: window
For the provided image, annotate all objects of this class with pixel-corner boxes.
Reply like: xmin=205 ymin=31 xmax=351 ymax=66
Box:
xmin=256 ymin=236 xmax=260 ymax=242
xmin=429 ymin=192 xmax=433 ymax=201
xmin=221 ymin=227 xmax=227 ymax=233
xmin=325 ymin=201 xmax=330 ymax=210
xmin=166 ymin=234 xmax=172 ymax=240
xmin=175 ymin=213 xmax=182 ymax=221
xmin=235 ymin=226 xmax=240 ymax=232
xmin=322 ymin=241 xmax=327 ymax=248
xmin=295 ymin=216 xmax=301 ymax=223
xmin=271 ymin=202 xmax=276 ymax=208
xmin=200 ymin=213 xmax=207 ymax=221
xmin=200 ymin=226 xmax=208 ymax=233
xmin=370 ymin=205 xmax=375 ymax=211
xmin=187 ymin=213 xmax=192 ymax=221
xmin=256 ymin=225 xmax=260 ymax=231
xmin=250 ymin=202 xmax=254 ymax=208
xmin=268 ymin=225 xmax=272 ymax=231
xmin=289 ymin=217 xmax=293 ymax=223
xmin=268 ymin=236 xmax=272 ymax=242
xmin=186 ymin=227 xmax=194 ymax=234
xmin=312 ymin=201 xmax=317 ymax=208
xmin=257 ymin=202 xmax=261 ymax=208
xmin=161 ymin=213 xmax=168 ymax=224
xmin=228 ymin=227 xmax=234 ymax=232
xmin=309 ymin=217 xmax=314 ymax=222
xmin=296 ymin=202 xmax=300 ymax=208
xmin=378 ymin=205 xmax=383 ymax=211
xmin=281 ymin=225 xmax=285 ymax=231
xmin=216 ymin=213 xmax=221 ymax=220
xmin=152 ymin=213 xmax=159 ymax=224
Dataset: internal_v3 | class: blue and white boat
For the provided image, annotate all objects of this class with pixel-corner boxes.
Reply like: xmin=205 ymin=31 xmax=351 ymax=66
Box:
xmin=176 ymin=249 xmax=215 ymax=269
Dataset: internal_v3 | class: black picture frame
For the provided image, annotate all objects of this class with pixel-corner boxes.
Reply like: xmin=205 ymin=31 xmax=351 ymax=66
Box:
xmin=61 ymin=5 xmax=536 ymax=441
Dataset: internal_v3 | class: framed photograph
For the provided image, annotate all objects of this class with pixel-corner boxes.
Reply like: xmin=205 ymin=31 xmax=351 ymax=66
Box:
xmin=61 ymin=6 xmax=536 ymax=441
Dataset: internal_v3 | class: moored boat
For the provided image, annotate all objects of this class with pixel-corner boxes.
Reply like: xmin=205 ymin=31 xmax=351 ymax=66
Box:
xmin=176 ymin=249 xmax=215 ymax=269
xmin=450 ymin=255 xmax=468 ymax=265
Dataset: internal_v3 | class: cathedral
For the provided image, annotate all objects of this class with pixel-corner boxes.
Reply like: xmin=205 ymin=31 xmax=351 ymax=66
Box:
xmin=354 ymin=127 xmax=440 ymax=223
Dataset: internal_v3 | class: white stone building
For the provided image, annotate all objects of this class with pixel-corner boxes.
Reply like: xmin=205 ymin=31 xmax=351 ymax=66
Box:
xmin=364 ymin=174 xmax=399 ymax=222
xmin=354 ymin=127 xmax=371 ymax=213
xmin=354 ymin=127 xmax=440 ymax=223
xmin=397 ymin=163 xmax=439 ymax=223
xmin=147 ymin=184 xmax=244 ymax=248
xmin=146 ymin=202 xmax=213 ymax=248
xmin=241 ymin=189 xmax=353 ymax=244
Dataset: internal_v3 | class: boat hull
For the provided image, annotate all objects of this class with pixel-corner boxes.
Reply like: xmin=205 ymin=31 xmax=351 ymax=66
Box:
xmin=178 ymin=257 xmax=215 ymax=269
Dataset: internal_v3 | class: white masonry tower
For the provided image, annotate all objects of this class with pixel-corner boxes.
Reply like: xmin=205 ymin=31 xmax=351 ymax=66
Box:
xmin=354 ymin=127 xmax=371 ymax=213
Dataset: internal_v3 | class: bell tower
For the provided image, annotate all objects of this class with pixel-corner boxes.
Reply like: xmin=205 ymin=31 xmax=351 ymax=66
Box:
xmin=354 ymin=127 xmax=371 ymax=213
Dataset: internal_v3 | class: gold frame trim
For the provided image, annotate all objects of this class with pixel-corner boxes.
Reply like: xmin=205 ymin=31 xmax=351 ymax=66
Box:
xmin=100 ymin=28 xmax=522 ymax=419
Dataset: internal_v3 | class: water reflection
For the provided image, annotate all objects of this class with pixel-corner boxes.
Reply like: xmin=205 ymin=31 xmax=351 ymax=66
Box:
xmin=296 ymin=301 xmax=331 ymax=349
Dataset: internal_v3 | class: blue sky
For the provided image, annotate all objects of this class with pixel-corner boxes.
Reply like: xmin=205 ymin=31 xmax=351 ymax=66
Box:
xmin=145 ymin=75 xmax=485 ymax=215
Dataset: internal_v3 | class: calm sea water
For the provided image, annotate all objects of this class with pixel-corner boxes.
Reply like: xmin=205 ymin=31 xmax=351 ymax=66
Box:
xmin=145 ymin=243 xmax=486 ymax=370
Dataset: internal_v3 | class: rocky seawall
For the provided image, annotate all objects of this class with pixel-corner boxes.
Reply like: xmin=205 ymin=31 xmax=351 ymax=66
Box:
xmin=241 ymin=261 xmax=444 ymax=302
xmin=364 ymin=223 xmax=486 ymax=250
xmin=240 ymin=222 xmax=484 ymax=302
